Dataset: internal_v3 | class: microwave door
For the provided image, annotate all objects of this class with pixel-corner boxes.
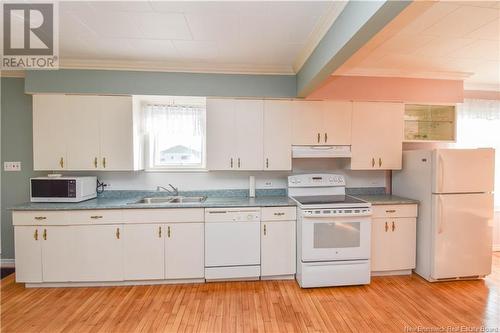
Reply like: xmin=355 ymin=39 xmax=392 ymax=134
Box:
xmin=31 ymin=179 xmax=72 ymax=198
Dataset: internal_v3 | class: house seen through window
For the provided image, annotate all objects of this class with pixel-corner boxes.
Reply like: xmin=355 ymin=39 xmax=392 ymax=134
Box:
xmin=144 ymin=96 xmax=206 ymax=170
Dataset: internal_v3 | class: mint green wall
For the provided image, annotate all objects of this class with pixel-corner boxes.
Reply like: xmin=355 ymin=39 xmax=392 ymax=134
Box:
xmin=1 ymin=78 xmax=42 ymax=259
xmin=25 ymin=69 xmax=297 ymax=97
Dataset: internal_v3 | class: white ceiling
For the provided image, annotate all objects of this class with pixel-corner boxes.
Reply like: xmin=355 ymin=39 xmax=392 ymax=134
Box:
xmin=334 ymin=1 xmax=500 ymax=90
xmin=59 ymin=1 xmax=335 ymax=74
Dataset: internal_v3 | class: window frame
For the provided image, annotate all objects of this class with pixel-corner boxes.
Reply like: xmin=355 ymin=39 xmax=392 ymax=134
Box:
xmin=142 ymin=96 xmax=207 ymax=172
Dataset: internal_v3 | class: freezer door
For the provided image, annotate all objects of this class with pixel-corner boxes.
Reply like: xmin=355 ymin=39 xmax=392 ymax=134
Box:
xmin=432 ymin=148 xmax=495 ymax=193
xmin=431 ymin=193 xmax=493 ymax=280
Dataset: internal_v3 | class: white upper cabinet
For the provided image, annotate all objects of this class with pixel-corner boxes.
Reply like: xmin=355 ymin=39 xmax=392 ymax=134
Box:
xmin=322 ymin=101 xmax=352 ymax=145
xmin=351 ymin=102 xmax=404 ymax=170
xmin=206 ymin=98 xmax=263 ymax=170
xmin=33 ymin=94 xmax=141 ymax=171
xmin=263 ymin=100 xmax=293 ymax=170
xmin=66 ymin=96 xmax=101 ymax=170
xmin=33 ymin=95 xmax=68 ymax=170
xmin=292 ymin=101 xmax=352 ymax=145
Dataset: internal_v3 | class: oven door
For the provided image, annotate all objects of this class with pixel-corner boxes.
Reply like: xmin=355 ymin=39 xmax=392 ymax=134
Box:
xmin=301 ymin=216 xmax=371 ymax=262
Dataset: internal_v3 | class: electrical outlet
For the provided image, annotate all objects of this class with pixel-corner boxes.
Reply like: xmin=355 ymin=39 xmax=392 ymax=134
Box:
xmin=263 ymin=180 xmax=273 ymax=187
xmin=4 ymin=161 xmax=21 ymax=171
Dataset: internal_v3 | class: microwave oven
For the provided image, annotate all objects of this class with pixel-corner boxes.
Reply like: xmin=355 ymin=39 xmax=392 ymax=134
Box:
xmin=30 ymin=176 xmax=97 ymax=202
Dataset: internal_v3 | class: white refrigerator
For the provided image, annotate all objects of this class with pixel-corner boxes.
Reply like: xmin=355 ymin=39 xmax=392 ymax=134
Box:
xmin=393 ymin=148 xmax=495 ymax=282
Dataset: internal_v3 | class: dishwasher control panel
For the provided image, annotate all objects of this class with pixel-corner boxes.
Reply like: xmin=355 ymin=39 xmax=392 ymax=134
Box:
xmin=205 ymin=208 xmax=261 ymax=222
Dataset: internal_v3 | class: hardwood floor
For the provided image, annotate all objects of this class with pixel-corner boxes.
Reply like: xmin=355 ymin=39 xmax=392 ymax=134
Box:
xmin=2 ymin=254 xmax=499 ymax=333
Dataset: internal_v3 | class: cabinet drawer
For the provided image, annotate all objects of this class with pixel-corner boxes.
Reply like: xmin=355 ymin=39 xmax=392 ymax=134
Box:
xmin=13 ymin=211 xmax=67 ymax=226
xmin=261 ymin=207 xmax=296 ymax=221
xmin=124 ymin=208 xmax=204 ymax=223
xmin=372 ymin=204 xmax=417 ymax=218
xmin=69 ymin=210 xmax=124 ymax=224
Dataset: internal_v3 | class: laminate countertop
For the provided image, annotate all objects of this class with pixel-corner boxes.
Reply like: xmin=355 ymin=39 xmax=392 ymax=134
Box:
xmin=10 ymin=195 xmax=297 ymax=211
xmin=352 ymin=194 xmax=419 ymax=205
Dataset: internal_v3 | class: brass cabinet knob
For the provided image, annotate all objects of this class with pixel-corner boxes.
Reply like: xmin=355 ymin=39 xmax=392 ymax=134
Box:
xmin=379 ymin=157 xmax=382 ymax=167
xmin=102 ymin=157 xmax=106 ymax=168
xmin=43 ymin=229 xmax=47 ymax=240
xmin=90 ymin=215 xmax=103 ymax=219
xmin=59 ymin=157 xmax=64 ymax=168
xmin=384 ymin=222 xmax=388 ymax=232
xmin=392 ymin=221 xmax=396 ymax=232
xmin=34 ymin=216 xmax=46 ymax=220
xmin=116 ymin=228 xmax=120 ymax=239
xmin=324 ymin=133 xmax=327 ymax=143
xmin=263 ymin=224 xmax=267 ymax=236
xmin=317 ymin=133 xmax=320 ymax=143
xmin=34 ymin=229 xmax=38 ymax=240
xmin=167 ymin=226 xmax=171 ymax=238
xmin=158 ymin=226 xmax=162 ymax=238
xmin=372 ymin=158 xmax=375 ymax=168
xmin=94 ymin=157 xmax=98 ymax=168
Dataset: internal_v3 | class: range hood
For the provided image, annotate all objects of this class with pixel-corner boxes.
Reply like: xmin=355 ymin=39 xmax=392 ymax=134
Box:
xmin=292 ymin=145 xmax=351 ymax=158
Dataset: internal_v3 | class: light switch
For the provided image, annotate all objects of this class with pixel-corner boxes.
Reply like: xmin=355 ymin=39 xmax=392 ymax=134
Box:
xmin=4 ymin=161 xmax=21 ymax=171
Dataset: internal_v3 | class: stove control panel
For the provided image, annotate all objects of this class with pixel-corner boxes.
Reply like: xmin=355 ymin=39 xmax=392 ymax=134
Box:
xmin=288 ymin=174 xmax=345 ymax=187
xmin=301 ymin=208 xmax=372 ymax=217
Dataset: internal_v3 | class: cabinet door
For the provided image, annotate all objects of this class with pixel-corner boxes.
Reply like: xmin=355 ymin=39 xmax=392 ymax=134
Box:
xmin=351 ymin=102 xmax=404 ymax=170
xmin=99 ymin=96 xmax=135 ymax=170
xmin=292 ymin=101 xmax=323 ymax=145
xmin=261 ymin=221 xmax=296 ymax=277
xmin=14 ymin=227 xmax=42 ymax=282
xmin=65 ymin=95 xmax=101 ymax=170
xmin=371 ymin=218 xmax=393 ymax=271
xmin=123 ymin=224 xmax=164 ymax=280
xmin=322 ymin=101 xmax=352 ymax=145
xmin=165 ymin=223 xmax=204 ymax=279
xmin=263 ymin=100 xmax=292 ymax=170
xmin=71 ymin=225 xmax=124 ymax=282
xmin=32 ymin=95 xmax=68 ymax=170
xmin=389 ymin=218 xmax=417 ymax=271
xmin=40 ymin=226 xmax=75 ymax=282
xmin=235 ymin=100 xmax=263 ymax=170
xmin=206 ymin=99 xmax=235 ymax=170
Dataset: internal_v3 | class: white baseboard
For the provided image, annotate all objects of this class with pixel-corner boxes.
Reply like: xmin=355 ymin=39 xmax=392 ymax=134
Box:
xmin=1 ymin=259 xmax=15 ymax=268
xmin=493 ymin=244 xmax=500 ymax=252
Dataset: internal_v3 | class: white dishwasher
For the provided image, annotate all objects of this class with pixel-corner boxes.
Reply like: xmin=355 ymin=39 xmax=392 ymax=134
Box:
xmin=204 ymin=208 xmax=261 ymax=281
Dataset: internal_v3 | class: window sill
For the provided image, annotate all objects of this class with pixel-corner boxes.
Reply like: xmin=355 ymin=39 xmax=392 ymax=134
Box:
xmin=144 ymin=168 xmax=208 ymax=173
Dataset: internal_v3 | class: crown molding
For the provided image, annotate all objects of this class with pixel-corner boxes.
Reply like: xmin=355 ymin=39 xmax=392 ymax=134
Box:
xmin=464 ymin=82 xmax=500 ymax=92
xmin=59 ymin=58 xmax=295 ymax=76
xmin=338 ymin=69 xmax=472 ymax=81
xmin=0 ymin=70 xmax=25 ymax=78
xmin=292 ymin=1 xmax=348 ymax=73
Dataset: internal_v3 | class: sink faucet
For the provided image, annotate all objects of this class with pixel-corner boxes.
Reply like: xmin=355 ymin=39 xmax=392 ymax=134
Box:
xmin=156 ymin=184 xmax=179 ymax=196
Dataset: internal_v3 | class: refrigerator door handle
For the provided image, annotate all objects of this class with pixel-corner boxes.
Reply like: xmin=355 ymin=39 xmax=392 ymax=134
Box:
xmin=438 ymin=196 xmax=444 ymax=234
xmin=438 ymin=154 xmax=444 ymax=192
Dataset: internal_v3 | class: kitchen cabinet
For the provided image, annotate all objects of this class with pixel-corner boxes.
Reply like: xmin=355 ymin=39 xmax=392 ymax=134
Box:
xmin=32 ymin=94 xmax=142 ymax=171
xmin=165 ymin=223 xmax=204 ymax=279
xmin=351 ymin=102 xmax=404 ymax=170
xmin=263 ymin=100 xmax=293 ymax=170
xmin=71 ymin=225 xmax=124 ymax=282
xmin=14 ymin=226 xmax=42 ymax=282
xmin=371 ymin=204 xmax=417 ymax=274
xmin=260 ymin=207 xmax=296 ymax=277
xmin=123 ymin=224 xmax=165 ymax=280
xmin=40 ymin=226 xmax=74 ymax=282
xmin=206 ymin=98 xmax=263 ymax=170
xmin=292 ymin=101 xmax=351 ymax=145
xmin=32 ymin=95 xmax=68 ymax=170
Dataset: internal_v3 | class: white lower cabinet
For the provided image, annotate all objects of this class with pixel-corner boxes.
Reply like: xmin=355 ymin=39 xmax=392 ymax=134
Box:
xmin=71 ymin=225 xmax=124 ymax=282
xmin=14 ymin=226 xmax=42 ymax=283
xmin=41 ymin=226 xmax=74 ymax=282
xmin=165 ymin=223 xmax=204 ymax=279
xmin=260 ymin=207 xmax=296 ymax=277
xmin=371 ymin=204 xmax=418 ymax=274
xmin=123 ymin=224 xmax=165 ymax=280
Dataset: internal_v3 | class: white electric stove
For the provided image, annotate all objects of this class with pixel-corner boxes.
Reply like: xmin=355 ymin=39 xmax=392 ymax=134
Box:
xmin=288 ymin=174 xmax=372 ymax=288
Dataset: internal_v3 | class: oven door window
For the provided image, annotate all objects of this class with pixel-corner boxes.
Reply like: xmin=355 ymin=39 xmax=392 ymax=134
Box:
xmin=313 ymin=222 xmax=360 ymax=249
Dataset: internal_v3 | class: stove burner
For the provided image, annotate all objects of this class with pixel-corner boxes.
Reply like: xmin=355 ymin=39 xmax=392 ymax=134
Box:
xmin=292 ymin=195 xmax=366 ymax=206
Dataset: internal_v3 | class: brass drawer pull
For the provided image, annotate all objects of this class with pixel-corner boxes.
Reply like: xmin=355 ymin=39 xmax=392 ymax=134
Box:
xmin=379 ymin=157 xmax=382 ymax=167
xmin=324 ymin=133 xmax=327 ymax=143
xmin=274 ymin=212 xmax=285 ymax=216
xmin=385 ymin=222 xmax=388 ymax=232
xmin=102 ymin=157 xmax=106 ymax=168
xmin=167 ymin=226 xmax=171 ymax=238
xmin=94 ymin=157 xmax=98 ymax=168
xmin=159 ymin=226 xmax=162 ymax=238
xmin=43 ymin=229 xmax=47 ymax=240
xmin=238 ymin=158 xmax=241 ymax=168
xmin=34 ymin=216 xmax=47 ymax=220
xmin=230 ymin=158 xmax=233 ymax=168
xmin=116 ymin=228 xmax=120 ymax=239
xmin=317 ymin=133 xmax=320 ymax=143
xmin=372 ymin=158 xmax=375 ymax=167
xmin=34 ymin=229 xmax=38 ymax=240
xmin=266 ymin=158 xmax=269 ymax=168
xmin=392 ymin=221 xmax=396 ymax=232
xmin=59 ymin=157 xmax=64 ymax=168
xmin=385 ymin=210 xmax=396 ymax=213
xmin=263 ymin=224 xmax=267 ymax=236
xmin=90 ymin=215 xmax=103 ymax=219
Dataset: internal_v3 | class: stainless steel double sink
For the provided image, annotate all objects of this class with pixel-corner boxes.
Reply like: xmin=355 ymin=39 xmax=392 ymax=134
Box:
xmin=131 ymin=196 xmax=207 ymax=205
